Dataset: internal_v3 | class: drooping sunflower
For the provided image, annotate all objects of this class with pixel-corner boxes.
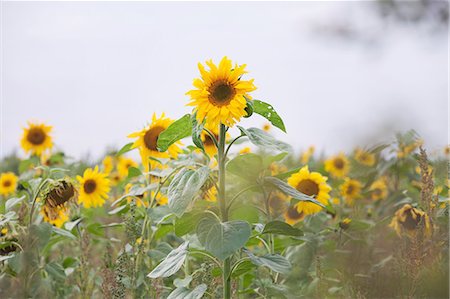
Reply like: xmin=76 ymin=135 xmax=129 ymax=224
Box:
xmin=186 ymin=56 xmax=257 ymax=128
xmin=20 ymin=121 xmax=53 ymax=157
xmin=287 ymin=166 xmax=331 ymax=216
xmin=284 ymin=204 xmax=305 ymax=225
xmin=389 ymin=204 xmax=432 ymax=238
xmin=370 ymin=178 xmax=388 ymax=200
xmin=0 ymin=172 xmax=18 ymax=196
xmin=40 ymin=178 xmax=77 ymax=227
xmin=128 ymin=113 xmax=182 ymax=172
xmin=354 ymin=148 xmax=375 ymax=167
xmin=77 ymin=166 xmax=111 ymax=208
xmin=324 ymin=153 xmax=350 ymax=178
xmin=340 ymin=178 xmax=362 ymax=205
xmin=117 ymin=157 xmax=138 ymax=178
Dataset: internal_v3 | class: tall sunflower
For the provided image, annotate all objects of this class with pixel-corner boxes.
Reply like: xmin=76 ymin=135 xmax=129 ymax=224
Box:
xmin=77 ymin=166 xmax=111 ymax=208
xmin=0 ymin=172 xmax=18 ymax=196
xmin=186 ymin=56 xmax=257 ymax=128
xmin=20 ymin=121 xmax=53 ymax=156
xmin=287 ymin=166 xmax=331 ymax=216
xmin=128 ymin=113 xmax=182 ymax=172
xmin=324 ymin=153 xmax=350 ymax=178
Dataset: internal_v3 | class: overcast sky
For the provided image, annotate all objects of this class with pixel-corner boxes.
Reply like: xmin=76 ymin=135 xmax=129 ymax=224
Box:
xmin=1 ymin=2 xmax=448 ymax=160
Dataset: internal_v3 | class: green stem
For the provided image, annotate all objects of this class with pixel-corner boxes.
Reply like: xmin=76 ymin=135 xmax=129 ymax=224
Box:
xmin=218 ymin=124 xmax=232 ymax=299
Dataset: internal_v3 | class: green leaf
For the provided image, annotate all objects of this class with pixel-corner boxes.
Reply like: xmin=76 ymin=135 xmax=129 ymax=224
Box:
xmin=191 ymin=117 xmax=205 ymax=151
xmin=231 ymin=260 xmax=256 ymax=278
xmin=116 ymin=142 xmax=134 ymax=156
xmin=127 ymin=166 xmax=143 ymax=179
xmin=148 ymin=242 xmax=189 ymax=278
xmin=45 ymin=262 xmax=66 ymax=282
xmin=226 ymin=153 xmax=263 ymax=182
xmin=30 ymin=223 xmax=52 ymax=249
xmin=5 ymin=196 xmax=25 ymax=211
xmin=52 ymin=227 xmax=77 ymax=240
xmin=243 ymin=249 xmax=292 ymax=274
xmin=262 ymin=221 xmax=303 ymax=237
xmin=157 ymin=114 xmax=192 ymax=152
xmin=174 ymin=211 xmax=202 ymax=237
xmin=252 ymin=100 xmax=286 ymax=132
xmin=167 ymin=284 xmax=207 ymax=299
xmin=263 ymin=152 xmax=288 ymax=168
xmin=168 ymin=167 xmax=210 ymax=217
xmin=196 ymin=214 xmax=251 ymax=260
xmin=264 ymin=176 xmax=325 ymax=208
xmin=237 ymin=127 xmax=291 ymax=153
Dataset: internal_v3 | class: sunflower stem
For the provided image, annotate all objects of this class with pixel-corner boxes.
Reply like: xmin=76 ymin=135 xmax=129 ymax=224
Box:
xmin=218 ymin=124 xmax=232 ymax=299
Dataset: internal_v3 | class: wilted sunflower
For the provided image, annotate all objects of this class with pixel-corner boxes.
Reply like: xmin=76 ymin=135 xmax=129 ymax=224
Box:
xmin=390 ymin=204 xmax=432 ymax=238
xmin=284 ymin=204 xmax=305 ymax=225
xmin=41 ymin=205 xmax=69 ymax=228
xmin=370 ymin=178 xmax=388 ymax=200
xmin=187 ymin=56 xmax=257 ymax=128
xmin=40 ymin=178 xmax=77 ymax=227
xmin=20 ymin=121 xmax=53 ymax=157
xmin=117 ymin=157 xmax=138 ymax=178
xmin=340 ymin=178 xmax=362 ymax=205
xmin=287 ymin=166 xmax=331 ymax=216
xmin=0 ymin=172 xmax=18 ymax=196
xmin=77 ymin=166 xmax=111 ymax=208
xmin=354 ymin=148 xmax=375 ymax=167
xmin=324 ymin=153 xmax=350 ymax=178
xmin=128 ymin=113 xmax=182 ymax=172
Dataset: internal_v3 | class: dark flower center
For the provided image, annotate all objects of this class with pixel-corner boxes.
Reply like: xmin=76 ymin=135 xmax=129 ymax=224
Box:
xmin=27 ymin=128 xmax=46 ymax=145
xmin=287 ymin=206 xmax=303 ymax=220
xmin=296 ymin=179 xmax=319 ymax=197
xmin=84 ymin=179 xmax=97 ymax=194
xmin=47 ymin=181 xmax=75 ymax=207
xmin=3 ymin=180 xmax=11 ymax=187
xmin=346 ymin=184 xmax=355 ymax=195
xmin=334 ymin=158 xmax=344 ymax=169
xmin=209 ymin=81 xmax=235 ymax=106
xmin=400 ymin=209 xmax=421 ymax=230
xmin=144 ymin=126 xmax=165 ymax=151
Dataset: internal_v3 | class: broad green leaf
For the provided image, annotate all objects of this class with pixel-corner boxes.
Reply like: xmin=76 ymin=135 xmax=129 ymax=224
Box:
xmin=154 ymin=223 xmax=174 ymax=240
xmin=116 ymin=142 xmax=134 ymax=156
xmin=52 ymin=227 xmax=77 ymax=240
xmin=174 ymin=211 xmax=202 ymax=237
xmin=45 ymin=262 xmax=66 ymax=282
xmin=127 ymin=166 xmax=143 ymax=179
xmin=173 ymin=276 xmax=192 ymax=288
xmin=263 ymin=152 xmax=289 ymax=168
xmin=252 ymin=100 xmax=286 ymax=132
xmin=168 ymin=167 xmax=210 ymax=217
xmin=5 ymin=196 xmax=25 ymax=211
xmin=237 ymin=127 xmax=291 ymax=153
xmin=157 ymin=114 xmax=192 ymax=152
xmin=196 ymin=214 xmax=251 ymax=260
xmin=231 ymin=260 xmax=256 ymax=278
xmin=244 ymin=249 xmax=292 ymax=274
xmin=148 ymin=242 xmax=189 ymax=278
xmin=226 ymin=153 xmax=263 ymax=182
xmin=191 ymin=117 xmax=205 ymax=151
xmin=30 ymin=223 xmax=52 ymax=249
xmin=167 ymin=284 xmax=207 ymax=299
xmin=262 ymin=221 xmax=303 ymax=237
xmin=264 ymin=176 xmax=325 ymax=208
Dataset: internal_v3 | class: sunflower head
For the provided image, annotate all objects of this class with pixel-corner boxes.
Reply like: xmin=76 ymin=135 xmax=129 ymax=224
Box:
xmin=102 ymin=156 xmax=115 ymax=174
xmin=339 ymin=218 xmax=352 ymax=230
xmin=300 ymin=146 xmax=315 ymax=164
xmin=239 ymin=147 xmax=252 ymax=155
xmin=128 ymin=113 xmax=182 ymax=172
xmin=42 ymin=178 xmax=77 ymax=210
xmin=20 ymin=121 xmax=53 ymax=157
xmin=287 ymin=166 xmax=331 ymax=215
xmin=284 ymin=204 xmax=305 ymax=225
xmin=187 ymin=56 xmax=257 ymax=129
xmin=324 ymin=153 xmax=350 ymax=178
xmin=77 ymin=166 xmax=111 ymax=208
xmin=0 ymin=172 xmax=18 ymax=196
xmin=117 ymin=157 xmax=138 ymax=178
xmin=389 ymin=204 xmax=432 ymax=238
xmin=370 ymin=178 xmax=388 ymax=200
xmin=354 ymin=148 xmax=376 ymax=167
xmin=269 ymin=191 xmax=289 ymax=216
xmin=262 ymin=123 xmax=271 ymax=132
xmin=41 ymin=205 xmax=69 ymax=228
xmin=340 ymin=178 xmax=362 ymax=205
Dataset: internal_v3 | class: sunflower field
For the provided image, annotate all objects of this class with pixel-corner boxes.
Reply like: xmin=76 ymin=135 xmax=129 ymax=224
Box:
xmin=0 ymin=57 xmax=448 ymax=299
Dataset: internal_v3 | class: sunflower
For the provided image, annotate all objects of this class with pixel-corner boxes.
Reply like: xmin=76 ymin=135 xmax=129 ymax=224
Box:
xmin=270 ymin=163 xmax=288 ymax=176
xmin=340 ymin=178 xmax=362 ymax=205
xmin=239 ymin=147 xmax=252 ymax=154
xmin=370 ymin=178 xmax=388 ymax=200
xmin=354 ymin=148 xmax=375 ymax=167
xmin=117 ymin=157 xmax=137 ymax=178
xmin=201 ymin=131 xmax=219 ymax=157
xmin=284 ymin=204 xmax=305 ymax=225
xmin=152 ymin=191 xmax=168 ymax=206
xmin=0 ymin=172 xmax=18 ymax=196
xmin=268 ymin=190 xmax=289 ymax=216
xmin=41 ymin=178 xmax=77 ymax=221
xmin=110 ymin=172 xmax=122 ymax=186
xmin=128 ymin=113 xmax=182 ymax=172
xmin=339 ymin=218 xmax=352 ymax=230
xmin=389 ymin=204 xmax=432 ymax=238
xmin=125 ymin=183 xmax=148 ymax=207
xmin=287 ymin=166 xmax=331 ymax=215
xmin=262 ymin=123 xmax=271 ymax=132
xmin=77 ymin=166 xmax=111 ymax=208
xmin=102 ymin=155 xmax=115 ymax=174
xmin=20 ymin=121 xmax=53 ymax=156
xmin=300 ymin=146 xmax=315 ymax=164
xmin=397 ymin=139 xmax=422 ymax=158
xmin=41 ymin=205 xmax=69 ymax=228
xmin=186 ymin=56 xmax=257 ymax=128
xmin=324 ymin=153 xmax=350 ymax=178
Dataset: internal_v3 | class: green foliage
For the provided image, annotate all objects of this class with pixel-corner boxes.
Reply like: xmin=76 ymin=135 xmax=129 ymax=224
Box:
xmin=252 ymin=99 xmax=286 ymax=132
xmin=148 ymin=242 xmax=189 ymax=278
xmin=157 ymin=114 xmax=192 ymax=152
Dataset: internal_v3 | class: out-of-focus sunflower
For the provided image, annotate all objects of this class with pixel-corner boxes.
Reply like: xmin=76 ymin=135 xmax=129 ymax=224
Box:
xmin=354 ymin=148 xmax=375 ymax=167
xmin=109 ymin=172 xmax=122 ymax=186
xmin=128 ymin=113 xmax=182 ymax=172
xmin=284 ymin=204 xmax=305 ymax=225
xmin=125 ymin=183 xmax=148 ymax=207
xmin=390 ymin=204 xmax=432 ymax=238
xmin=444 ymin=145 xmax=450 ymax=156
xmin=340 ymin=178 xmax=362 ymax=205
xmin=77 ymin=166 xmax=111 ymax=208
xmin=239 ymin=147 xmax=252 ymax=154
xmin=262 ymin=123 xmax=271 ymax=132
xmin=200 ymin=179 xmax=218 ymax=202
xmin=201 ymin=131 xmax=219 ymax=157
xmin=117 ymin=157 xmax=137 ymax=178
xmin=270 ymin=163 xmax=288 ymax=176
xmin=300 ymin=146 xmax=315 ymax=164
xmin=339 ymin=218 xmax=352 ymax=230
xmin=186 ymin=56 xmax=257 ymax=129
xmin=20 ymin=121 xmax=53 ymax=157
xmin=41 ymin=205 xmax=69 ymax=228
xmin=268 ymin=191 xmax=289 ymax=216
xmin=324 ymin=153 xmax=349 ymax=178
xmin=287 ymin=166 xmax=331 ymax=216
xmin=370 ymin=178 xmax=388 ymax=200
xmin=0 ymin=172 xmax=18 ymax=196
xmin=152 ymin=191 xmax=168 ymax=206
xmin=397 ymin=139 xmax=422 ymax=158
xmin=102 ymin=156 xmax=115 ymax=174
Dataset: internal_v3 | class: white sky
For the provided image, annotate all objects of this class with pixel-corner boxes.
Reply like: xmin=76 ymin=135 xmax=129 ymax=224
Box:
xmin=1 ymin=2 xmax=448 ymax=160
